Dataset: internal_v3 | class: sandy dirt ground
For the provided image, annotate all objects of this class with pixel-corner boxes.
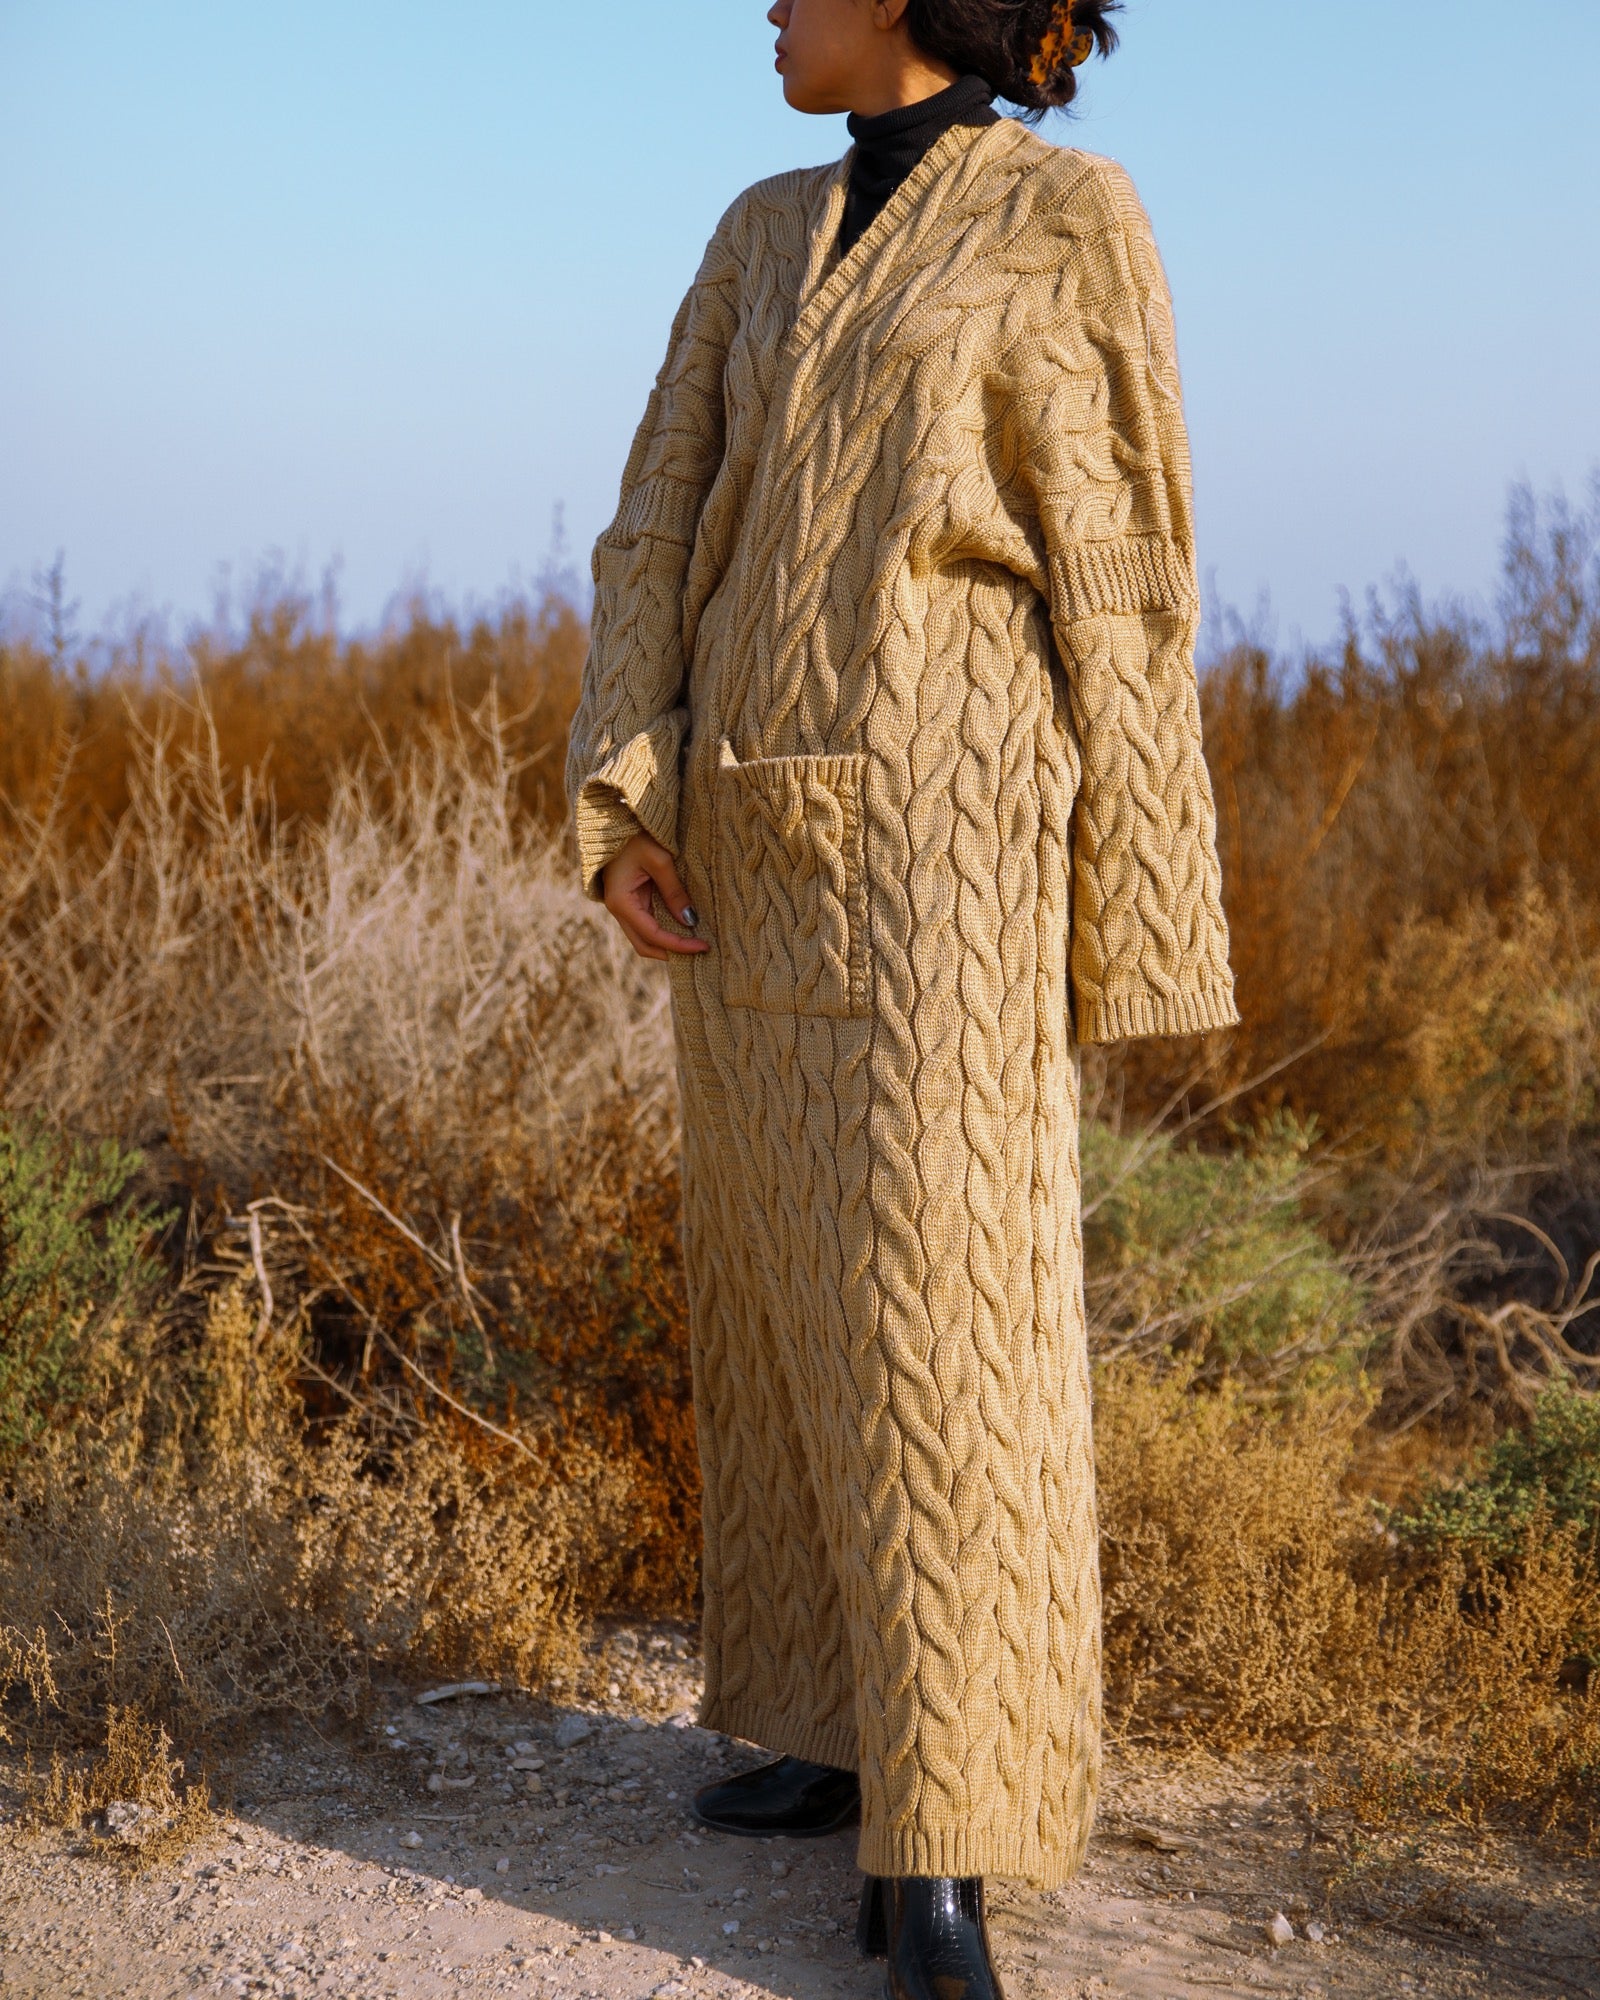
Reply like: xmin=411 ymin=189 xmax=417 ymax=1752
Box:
xmin=3 ymin=1620 xmax=1596 ymax=2000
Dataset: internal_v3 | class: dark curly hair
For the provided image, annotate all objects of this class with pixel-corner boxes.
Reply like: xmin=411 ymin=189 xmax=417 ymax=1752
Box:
xmin=904 ymin=0 xmax=1122 ymax=118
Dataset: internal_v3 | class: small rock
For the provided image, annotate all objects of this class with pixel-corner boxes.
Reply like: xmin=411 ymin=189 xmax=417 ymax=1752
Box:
xmin=1306 ymin=1920 xmax=1326 ymax=1944
xmin=400 ymin=1831 xmax=424 ymax=1849
xmin=1267 ymin=1912 xmax=1295 ymax=1946
xmin=769 ymin=1857 xmax=790 ymax=1877
xmin=415 ymin=1681 xmax=499 ymax=1705
xmin=1127 ymin=1822 xmax=1196 ymax=1854
xmin=653 ymin=1983 xmax=686 ymax=1997
xmin=495 ymin=1857 xmax=512 ymax=1874
xmin=721 ymin=1919 xmax=741 ymax=1935
xmin=511 ymin=1739 xmax=539 ymax=1756
xmin=554 ymin=1715 xmax=594 ymax=1749
xmin=510 ymin=1755 xmax=545 ymax=1771
xmin=99 ymin=1800 xmax=154 ymax=1845
xmin=619 ymin=1926 xmax=638 ymax=1941
xmin=594 ymin=1862 xmax=629 ymax=1876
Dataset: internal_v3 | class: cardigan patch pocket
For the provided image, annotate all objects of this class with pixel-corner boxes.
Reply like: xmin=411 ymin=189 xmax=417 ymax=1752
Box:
xmin=712 ymin=739 xmax=869 ymax=1020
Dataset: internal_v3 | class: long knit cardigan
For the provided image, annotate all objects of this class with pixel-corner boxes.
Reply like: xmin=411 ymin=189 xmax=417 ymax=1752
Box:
xmin=565 ymin=116 xmax=1239 ymax=1890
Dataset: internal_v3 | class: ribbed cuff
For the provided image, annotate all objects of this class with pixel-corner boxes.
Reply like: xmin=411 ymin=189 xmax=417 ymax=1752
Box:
xmin=615 ymin=474 xmax=704 ymax=550
xmin=1052 ymin=533 xmax=1198 ymax=620
xmin=575 ymin=795 xmax=647 ymax=901
xmin=573 ymin=707 xmax=688 ymax=899
xmin=1075 ymin=980 xmax=1240 ymax=1045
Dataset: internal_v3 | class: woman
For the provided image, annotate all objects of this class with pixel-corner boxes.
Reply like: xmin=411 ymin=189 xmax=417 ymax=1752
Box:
xmin=565 ymin=1 xmax=1238 ymax=1994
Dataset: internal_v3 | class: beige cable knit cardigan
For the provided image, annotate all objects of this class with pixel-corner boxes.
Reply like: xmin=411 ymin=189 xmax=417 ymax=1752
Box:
xmin=566 ymin=115 xmax=1238 ymax=1889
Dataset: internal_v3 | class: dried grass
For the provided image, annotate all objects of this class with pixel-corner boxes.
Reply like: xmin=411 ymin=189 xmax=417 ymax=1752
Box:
xmin=1 ymin=519 xmax=1598 ymax=1851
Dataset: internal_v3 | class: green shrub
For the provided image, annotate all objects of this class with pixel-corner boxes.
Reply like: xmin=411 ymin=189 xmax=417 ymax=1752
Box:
xmin=0 ymin=1118 xmax=168 ymax=1458
xmin=1391 ymin=1378 xmax=1600 ymax=1566
xmin=1081 ymin=1110 xmax=1370 ymax=1384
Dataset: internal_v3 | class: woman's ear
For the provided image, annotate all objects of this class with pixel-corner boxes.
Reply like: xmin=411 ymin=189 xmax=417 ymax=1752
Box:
xmin=872 ymin=0 xmax=913 ymax=30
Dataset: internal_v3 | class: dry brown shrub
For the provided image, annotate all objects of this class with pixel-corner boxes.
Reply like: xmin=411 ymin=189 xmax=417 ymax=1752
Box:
xmin=1095 ymin=1362 xmax=1599 ymax=1844
xmin=0 ymin=690 xmax=671 ymax=1179
xmin=0 ymin=1281 xmax=637 ymax=1774
xmin=1168 ymin=481 xmax=1600 ymax=1156
xmin=1095 ymin=1364 xmax=1384 ymax=1744
xmin=25 ymin=1704 xmax=214 ymax=1872
xmin=1092 ymin=484 xmax=1600 ymax=1420
xmin=1336 ymin=1519 xmax=1600 ymax=1850
xmin=266 ymin=1084 xmax=702 ymax=1617
xmin=0 ymin=578 xmax=585 ymax=854
xmin=0 ymin=699 xmax=692 ymax=1762
xmin=25 ymin=1705 xmax=214 ymax=1870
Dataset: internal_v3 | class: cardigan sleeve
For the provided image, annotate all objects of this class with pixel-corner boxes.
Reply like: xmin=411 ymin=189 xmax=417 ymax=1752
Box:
xmin=564 ymin=219 xmax=739 ymax=899
xmin=1015 ymin=162 xmax=1240 ymax=1045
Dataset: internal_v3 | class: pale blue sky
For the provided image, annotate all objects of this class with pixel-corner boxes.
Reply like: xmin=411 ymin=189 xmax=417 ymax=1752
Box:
xmin=2 ymin=0 xmax=1597 ymax=649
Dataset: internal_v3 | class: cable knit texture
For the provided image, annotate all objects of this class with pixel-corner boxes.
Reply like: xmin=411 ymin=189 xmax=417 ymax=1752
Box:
xmin=566 ymin=118 xmax=1239 ymax=1890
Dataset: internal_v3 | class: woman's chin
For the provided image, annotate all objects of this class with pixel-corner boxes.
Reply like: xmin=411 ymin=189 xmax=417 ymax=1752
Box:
xmin=780 ymin=74 xmax=836 ymax=115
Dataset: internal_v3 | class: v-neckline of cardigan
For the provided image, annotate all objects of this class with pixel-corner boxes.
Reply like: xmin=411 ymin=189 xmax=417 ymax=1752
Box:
xmin=785 ymin=116 xmax=1019 ymax=359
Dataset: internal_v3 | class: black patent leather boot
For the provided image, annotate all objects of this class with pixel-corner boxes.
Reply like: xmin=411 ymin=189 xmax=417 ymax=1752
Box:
xmin=691 ymin=1754 xmax=860 ymax=1836
xmin=857 ymin=1873 xmax=888 ymax=1955
xmin=881 ymin=1875 xmax=1002 ymax=2000
xmin=857 ymin=1874 xmax=982 ymax=1958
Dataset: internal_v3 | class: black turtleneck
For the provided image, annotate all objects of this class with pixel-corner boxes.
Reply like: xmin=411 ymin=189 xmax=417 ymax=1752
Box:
xmin=840 ymin=73 xmax=998 ymax=255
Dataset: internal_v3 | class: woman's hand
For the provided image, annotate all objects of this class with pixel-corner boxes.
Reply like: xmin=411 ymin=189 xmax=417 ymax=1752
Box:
xmin=601 ymin=833 xmax=710 ymax=962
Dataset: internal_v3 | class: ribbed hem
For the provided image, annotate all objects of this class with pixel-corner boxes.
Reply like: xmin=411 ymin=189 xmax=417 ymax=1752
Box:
xmin=857 ymin=1814 xmax=1094 ymax=1893
xmin=696 ymin=1689 xmax=860 ymax=1778
xmin=1076 ymin=981 xmax=1240 ymax=1045
xmin=696 ymin=1688 xmax=1094 ymax=1890
xmin=1052 ymin=534 xmax=1198 ymax=620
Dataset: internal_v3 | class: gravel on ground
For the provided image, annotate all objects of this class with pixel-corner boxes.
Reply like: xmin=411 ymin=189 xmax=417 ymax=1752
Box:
xmin=3 ymin=1620 xmax=1596 ymax=2000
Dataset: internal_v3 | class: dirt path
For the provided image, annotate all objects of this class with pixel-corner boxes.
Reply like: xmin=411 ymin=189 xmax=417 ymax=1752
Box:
xmin=3 ymin=1621 xmax=1595 ymax=2000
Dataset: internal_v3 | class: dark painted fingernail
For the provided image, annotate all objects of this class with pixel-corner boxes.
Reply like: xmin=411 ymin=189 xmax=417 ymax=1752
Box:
xmin=680 ymin=906 xmax=699 ymax=927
